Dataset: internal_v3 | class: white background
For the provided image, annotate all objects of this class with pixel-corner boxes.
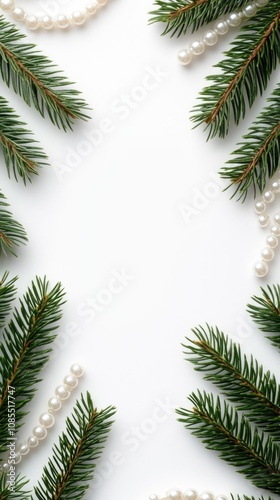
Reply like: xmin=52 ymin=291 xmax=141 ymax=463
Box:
xmin=2 ymin=0 xmax=280 ymax=498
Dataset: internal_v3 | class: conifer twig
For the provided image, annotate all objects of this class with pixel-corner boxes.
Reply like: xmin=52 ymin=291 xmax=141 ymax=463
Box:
xmin=0 ymin=191 xmax=27 ymax=255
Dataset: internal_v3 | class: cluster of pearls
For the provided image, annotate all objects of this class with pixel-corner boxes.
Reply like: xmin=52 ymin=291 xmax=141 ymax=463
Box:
xmin=178 ymin=0 xmax=269 ymax=65
xmin=0 ymin=0 xmax=108 ymax=31
xmin=0 ymin=364 xmax=84 ymax=472
xmin=149 ymin=489 xmax=228 ymax=500
xmin=254 ymin=173 xmax=280 ymax=277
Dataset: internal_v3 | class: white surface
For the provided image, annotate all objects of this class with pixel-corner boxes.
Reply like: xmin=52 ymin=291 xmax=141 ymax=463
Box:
xmin=2 ymin=1 xmax=280 ymax=498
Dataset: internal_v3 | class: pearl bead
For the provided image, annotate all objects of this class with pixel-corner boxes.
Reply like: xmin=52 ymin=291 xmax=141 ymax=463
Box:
xmin=18 ymin=442 xmax=30 ymax=455
xmin=14 ymin=452 xmax=21 ymax=464
xmin=33 ymin=425 xmax=47 ymax=440
xmin=41 ymin=15 xmax=54 ymax=30
xmin=227 ymin=12 xmax=242 ymax=27
xmin=48 ymin=396 xmax=62 ymax=412
xmin=254 ymin=260 xmax=268 ymax=277
xmin=254 ymin=201 xmax=266 ymax=214
xmin=214 ymin=20 xmax=229 ymax=35
xmin=261 ymin=247 xmax=274 ymax=261
xmin=190 ymin=40 xmax=205 ymax=55
xmin=27 ymin=436 xmax=39 ymax=448
xmin=56 ymin=14 xmax=70 ymax=29
xmin=242 ymin=3 xmax=258 ymax=17
xmin=12 ymin=7 xmax=25 ymax=21
xmin=267 ymin=235 xmax=278 ymax=248
xmin=203 ymin=30 xmax=218 ymax=46
xmin=39 ymin=412 xmax=55 ymax=428
xmin=167 ymin=489 xmax=183 ymax=500
xmin=25 ymin=15 xmax=40 ymax=30
xmin=1 ymin=462 xmax=10 ymax=473
xmin=271 ymin=225 xmax=280 ymax=237
xmin=64 ymin=374 xmax=78 ymax=389
xmin=271 ymin=181 xmax=280 ymax=193
xmin=215 ymin=496 xmax=228 ymax=500
xmin=263 ymin=190 xmax=275 ymax=203
xmin=0 ymin=0 xmax=14 ymax=12
xmin=55 ymin=385 xmax=70 ymax=400
xmin=178 ymin=49 xmax=192 ymax=65
xmin=273 ymin=213 xmax=280 ymax=225
xmin=70 ymin=364 xmax=84 ymax=378
xmin=86 ymin=2 xmax=98 ymax=14
xmin=184 ymin=490 xmax=198 ymax=500
xmin=71 ymin=10 xmax=87 ymax=25
xmin=98 ymin=0 xmax=107 ymax=5
xmin=149 ymin=495 xmax=159 ymax=500
xmin=198 ymin=493 xmax=214 ymax=500
xmin=258 ymin=215 xmax=269 ymax=227
xmin=255 ymin=0 xmax=269 ymax=6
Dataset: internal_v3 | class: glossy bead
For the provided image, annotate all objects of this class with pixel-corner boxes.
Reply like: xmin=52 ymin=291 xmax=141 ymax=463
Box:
xmin=254 ymin=201 xmax=266 ymax=214
xmin=255 ymin=0 xmax=269 ymax=6
xmin=271 ymin=225 xmax=280 ymax=237
xmin=149 ymin=496 xmax=159 ymax=500
xmin=33 ymin=425 xmax=47 ymax=440
xmin=184 ymin=490 xmax=198 ymax=500
xmin=70 ymin=364 xmax=84 ymax=378
xmin=56 ymin=14 xmax=70 ymax=29
xmin=98 ymin=0 xmax=107 ymax=5
xmin=27 ymin=436 xmax=39 ymax=448
xmin=55 ymin=385 xmax=70 ymax=400
xmin=261 ymin=247 xmax=274 ymax=261
xmin=48 ymin=396 xmax=62 ymax=411
xmin=71 ymin=10 xmax=87 ymax=25
xmin=178 ymin=48 xmax=192 ymax=65
xmin=198 ymin=493 xmax=214 ymax=500
xmin=12 ymin=7 xmax=25 ymax=21
xmin=263 ymin=190 xmax=275 ymax=203
xmin=39 ymin=412 xmax=55 ymax=428
xmin=215 ymin=496 xmax=228 ymax=500
xmin=25 ymin=15 xmax=40 ymax=30
xmin=64 ymin=374 xmax=78 ymax=389
xmin=203 ymin=30 xmax=218 ymax=46
xmin=14 ymin=452 xmax=21 ymax=464
xmin=214 ymin=20 xmax=229 ymax=35
xmin=227 ymin=12 xmax=242 ymax=26
xmin=258 ymin=215 xmax=269 ymax=227
xmin=0 ymin=0 xmax=15 ymax=12
xmin=18 ymin=442 xmax=30 ymax=455
xmin=41 ymin=15 xmax=54 ymax=29
xmin=267 ymin=235 xmax=278 ymax=248
xmin=86 ymin=2 xmax=98 ymax=15
xmin=190 ymin=40 xmax=205 ymax=55
xmin=273 ymin=213 xmax=280 ymax=225
xmin=1 ymin=462 xmax=10 ymax=473
xmin=254 ymin=260 xmax=268 ymax=277
xmin=242 ymin=2 xmax=258 ymax=17
xmin=271 ymin=180 xmax=280 ymax=193
xmin=167 ymin=489 xmax=183 ymax=500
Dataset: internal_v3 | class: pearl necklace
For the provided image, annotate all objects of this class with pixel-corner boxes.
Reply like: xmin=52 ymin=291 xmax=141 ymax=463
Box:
xmin=149 ymin=489 xmax=228 ymax=500
xmin=178 ymin=0 xmax=269 ymax=65
xmin=0 ymin=363 xmax=84 ymax=472
xmin=0 ymin=0 xmax=108 ymax=30
xmin=254 ymin=172 xmax=280 ymax=277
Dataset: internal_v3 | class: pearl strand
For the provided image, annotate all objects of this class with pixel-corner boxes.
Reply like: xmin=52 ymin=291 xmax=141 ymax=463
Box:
xmin=149 ymin=489 xmax=228 ymax=500
xmin=0 ymin=364 xmax=84 ymax=471
xmin=0 ymin=0 xmax=108 ymax=31
xmin=178 ymin=0 xmax=269 ymax=65
xmin=254 ymin=172 xmax=280 ymax=278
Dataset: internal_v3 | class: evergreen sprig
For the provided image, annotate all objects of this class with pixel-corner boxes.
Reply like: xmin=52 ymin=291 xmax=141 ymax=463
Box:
xmin=34 ymin=394 xmax=116 ymax=500
xmin=0 ymin=473 xmax=30 ymax=499
xmin=0 ymin=191 xmax=27 ymax=256
xmin=248 ymin=284 xmax=280 ymax=342
xmin=0 ymin=272 xmax=17 ymax=328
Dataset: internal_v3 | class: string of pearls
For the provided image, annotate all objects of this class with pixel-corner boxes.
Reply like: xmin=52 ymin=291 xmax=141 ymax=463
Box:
xmin=254 ymin=173 xmax=280 ymax=277
xmin=0 ymin=0 xmax=108 ymax=30
xmin=149 ymin=489 xmax=228 ymax=500
xmin=0 ymin=364 xmax=84 ymax=472
xmin=178 ymin=0 xmax=269 ymax=66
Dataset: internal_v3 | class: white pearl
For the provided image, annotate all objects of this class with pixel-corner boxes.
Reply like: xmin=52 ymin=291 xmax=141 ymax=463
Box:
xmin=263 ymin=190 xmax=275 ymax=203
xmin=215 ymin=496 xmax=228 ymax=500
xmin=0 ymin=0 xmax=14 ymax=12
xmin=271 ymin=181 xmax=280 ymax=193
xmin=98 ymin=0 xmax=107 ymax=5
xmin=242 ymin=3 xmax=258 ymax=17
xmin=39 ymin=412 xmax=55 ymax=428
xmin=18 ymin=442 xmax=30 ymax=455
xmin=48 ymin=396 xmax=62 ymax=411
xmin=27 ymin=436 xmax=39 ymax=448
xmin=149 ymin=495 xmax=159 ymax=500
xmin=227 ymin=12 xmax=242 ymax=27
xmin=56 ymin=14 xmax=70 ymax=29
xmin=86 ymin=2 xmax=98 ymax=14
xmin=261 ymin=247 xmax=274 ymax=261
xmin=1 ymin=462 xmax=10 ymax=473
xmin=12 ymin=7 xmax=25 ymax=21
xmin=198 ymin=493 xmax=214 ymax=500
xmin=255 ymin=0 xmax=269 ymax=6
xmin=267 ymin=234 xmax=278 ymax=248
xmin=190 ymin=40 xmax=205 ymax=55
xmin=203 ymin=30 xmax=218 ymax=46
xmin=254 ymin=201 xmax=266 ymax=214
xmin=71 ymin=10 xmax=87 ymax=25
xmin=258 ymin=215 xmax=269 ymax=227
xmin=14 ymin=452 xmax=21 ymax=464
xmin=167 ymin=489 xmax=183 ymax=500
xmin=254 ymin=260 xmax=268 ymax=277
xmin=41 ymin=15 xmax=54 ymax=30
xmin=70 ymin=364 xmax=84 ymax=378
xmin=271 ymin=225 xmax=280 ymax=237
xmin=184 ymin=490 xmax=198 ymax=500
xmin=178 ymin=49 xmax=192 ymax=65
xmin=25 ymin=15 xmax=40 ymax=30
xmin=64 ymin=374 xmax=78 ymax=389
xmin=214 ymin=20 xmax=229 ymax=35
xmin=55 ymin=385 xmax=70 ymax=400
xmin=273 ymin=213 xmax=280 ymax=225
xmin=33 ymin=425 xmax=48 ymax=440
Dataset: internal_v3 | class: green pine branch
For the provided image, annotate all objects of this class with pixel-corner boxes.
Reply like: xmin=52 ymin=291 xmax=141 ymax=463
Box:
xmin=0 ymin=272 xmax=17 ymax=329
xmin=149 ymin=0 xmax=249 ymax=36
xmin=220 ymin=84 xmax=280 ymax=200
xmin=191 ymin=2 xmax=280 ymax=138
xmin=0 ymin=15 xmax=90 ymax=131
xmin=0 ymin=191 xmax=27 ymax=256
xmin=248 ymin=284 xmax=280 ymax=345
xmin=0 ymin=473 xmax=30 ymax=499
xmin=0 ymin=277 xmax=65 ymax=455
xmin=33 ymin=393 xmax=116 ymax=500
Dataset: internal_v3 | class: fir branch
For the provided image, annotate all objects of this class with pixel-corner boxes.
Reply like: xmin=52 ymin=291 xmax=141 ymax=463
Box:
xmin=220 ymin=84 xmax=280 ymax=200
xmin=0 ymin=16 xmax=90 ymax=131
xmin=149 ymin=0 xmax=248 ymax=36
xmin=0 ymin=96 xmax=48 ymax=182
xmin=177 ymin=391 xmax=280 ymax=494
xmin=0 ymin=277 xmax=65 ymax=455
xmin=0 ymin=190 xmax=27 ymax=255
xmin=248 ymin=285 xmax=280 ymax=347
xmin=0 ymin=473 xmax=30 ymax=499
xmin=191 ymin=2 xmax=280 ymax=138
xmin=184 ymin=325 xmax=280 ymax=439
xmin=34 ymin=393 xmax=116 ymax=500
xmin=0 ymin=272 xmax=17 ymax=329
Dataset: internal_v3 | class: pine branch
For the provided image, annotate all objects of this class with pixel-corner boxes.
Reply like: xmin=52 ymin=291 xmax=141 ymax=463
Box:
xmin=34 ymin=393 xmax=116 ymax=500
xmin=0 ymin=16 xmax=90 ymax=131
xmin=177 ymin=391 xmax=280 ymax=494
xmin=248 ymin=285 xmax=280 ymax=347
xmin=220 ymin=84 xmax=280 ymax=200
xmin=0 ymin=277 xmax=65 ymax=455
xmin=0 ymin=473 xmax=30 ymax=499
xmin=184 ymin=325 xmax=280 ymax=439
xmin=0 ymin=272 xmax=17 ymax=329
xmin=191 ymin=2 xmax=280 ymax=138
xmin=149 ymin=0 xmax=249 ymax=36
xmin=0 ymin=190 xmax=27 ymax=255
